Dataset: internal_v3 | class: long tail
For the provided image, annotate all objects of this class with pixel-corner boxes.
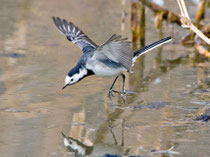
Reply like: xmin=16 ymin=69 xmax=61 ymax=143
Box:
xmin=132 ymin=36 xmax=172 ymax=64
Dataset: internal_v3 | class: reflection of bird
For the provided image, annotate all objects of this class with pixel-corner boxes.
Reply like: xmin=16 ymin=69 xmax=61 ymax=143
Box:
xmin=52 ymin=17 xmax=172 ymax=100
xmin=61 ymin=132 xmax=124 ymax=157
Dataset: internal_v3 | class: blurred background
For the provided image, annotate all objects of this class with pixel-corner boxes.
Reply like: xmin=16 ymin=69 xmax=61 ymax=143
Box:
xmin=0 ymin=0 xmax=209 ymax=156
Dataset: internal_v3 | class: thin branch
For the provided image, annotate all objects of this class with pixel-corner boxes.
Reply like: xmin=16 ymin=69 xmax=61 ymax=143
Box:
xmin=179 ymin=0 xmax=190 ymax=19
xmin=177 ymin=0 xmax=185 ymax=17
xmin=195 ymin=44 xmax=210 ymax=58
xmin=176 ymin=0 xmax=210 ymax=45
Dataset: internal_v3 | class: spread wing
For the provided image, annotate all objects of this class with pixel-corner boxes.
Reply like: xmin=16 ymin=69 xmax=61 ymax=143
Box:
xmin=93 ymin=34 xmax=133 ymax=70
xmin=52 ymin=17 xmax=97 ymax=51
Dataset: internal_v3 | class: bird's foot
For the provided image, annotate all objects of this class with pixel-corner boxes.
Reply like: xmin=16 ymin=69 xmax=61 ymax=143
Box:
xmin=120 ymin=90 xmax=129 ymax=104
xmin=120 ymin=90 xmax=136 ymax=103
xmin=108 ymin=89 xmax=120 ymax=100
xmin=109 ymin=89 xmax=135 ymax=104
xmin=108 ymin=89 xmax=127 ymax=104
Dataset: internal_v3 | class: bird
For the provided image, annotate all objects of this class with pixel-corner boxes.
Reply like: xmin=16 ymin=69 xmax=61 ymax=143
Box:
xmin=61 ymin=132 xmax=124 ymax=157
xmin=52 ymin=17 xmax=172 ymax=100
xmin=61 ymin=132 xmax=149 ymax=157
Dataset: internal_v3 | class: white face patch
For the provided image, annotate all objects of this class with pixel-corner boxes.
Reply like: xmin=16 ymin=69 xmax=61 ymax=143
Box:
xmin=64 ymin=68 xmax=88 ymax=86
xmin=65 ymin=75 xmax=71 ymax=85
xmin=64 ymin=138 xmax=70 ymax=147
xmin=63 ymin=138 xmax=86 ymax=156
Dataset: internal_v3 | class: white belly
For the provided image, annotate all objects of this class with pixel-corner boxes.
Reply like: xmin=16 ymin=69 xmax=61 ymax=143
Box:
xmin=86 ymin=61 xmax=126 ymax=76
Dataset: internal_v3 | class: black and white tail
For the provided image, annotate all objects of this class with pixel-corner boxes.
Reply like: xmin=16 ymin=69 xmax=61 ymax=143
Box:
xmin=132 ymin=36 xmax=172 ymax=64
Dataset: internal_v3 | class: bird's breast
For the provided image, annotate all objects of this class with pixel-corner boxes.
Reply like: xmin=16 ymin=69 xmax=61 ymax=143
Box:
xmin=86 ymin=60 xmax=126 ymax=76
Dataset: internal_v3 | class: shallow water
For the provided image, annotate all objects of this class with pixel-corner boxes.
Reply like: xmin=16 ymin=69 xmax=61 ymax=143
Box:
xmin=0 ymin=0 xmax=210 ymax=157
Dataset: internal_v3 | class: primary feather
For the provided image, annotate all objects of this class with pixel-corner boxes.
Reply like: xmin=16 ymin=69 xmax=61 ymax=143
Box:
xmin=52 ymin=16 xmax=97 ymax=51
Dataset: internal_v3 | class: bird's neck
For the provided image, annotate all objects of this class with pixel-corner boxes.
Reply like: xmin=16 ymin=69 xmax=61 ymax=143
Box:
xmin=68 ymin=62 xmax=94 ymax=82
xmin=73 ymin=145 xmax=93 ymax=156
xmin=69 ymin=139 xmax=93 ymax=156
xmin=80 ymin=145 xmax=93 ymax=156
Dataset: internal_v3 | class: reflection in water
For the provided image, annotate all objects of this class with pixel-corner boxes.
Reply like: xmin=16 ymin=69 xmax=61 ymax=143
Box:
xmin=3 ymin=0 xmax=31 ymax=64
xmin=196 ymin=63 xmax=209 ymax=88
xmin=151 ymin=146 xmax=180 ymax=156
xmin=193 ymin=107 xmax=210 ymax=122
xmin=0 ymin=1 xmax=210 ymax=157
xmin=0 ymin=52 xmax=25 ymax=58
xmin=61 ymin=118 xmax=126 ymax=156
xmin=62 ymin=132 xmax=94 ymax=156
xmin=61 ymin=132 xmax=125 ymax=157
xmin=129 ymin=0 xmax=145 ymax=100
xmin=121 ymin=0 xmax=126 ymax=32
xmin=69 ymin=106 xmax=92 ymax=145
xmin=94 ymin=107 xmax=125 ymax=144
xmin=63 ymin=102 xmax=129 ymax=156
xmin=118 ymin=102 xmax=168 ymax=111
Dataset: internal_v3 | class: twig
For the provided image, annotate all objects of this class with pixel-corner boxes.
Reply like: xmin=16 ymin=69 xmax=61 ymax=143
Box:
xmin=176 ymin=0 xmax=210 ymax=45
xmin=195 ymin=44 xmax=210 ymax=58
xmin=177 ymin=0 xmax=190 ymax=20
xmin=141 ymin=0 xmax=181 ymax=25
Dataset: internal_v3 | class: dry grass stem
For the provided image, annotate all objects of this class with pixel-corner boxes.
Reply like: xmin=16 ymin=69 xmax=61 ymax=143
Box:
xmin=195 ymin=44 xmax=210 ymax=58
xmin=176 ymin=0 xmax=210 ymax=45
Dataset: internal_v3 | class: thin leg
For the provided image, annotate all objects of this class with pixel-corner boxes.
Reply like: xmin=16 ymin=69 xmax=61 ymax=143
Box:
xmin=108 ymin=119 xmax=118 ymax=145
xmin=120 ymin=74 xmax=127 ymax=103
xmin=121 ymin=74 xmax=126 ymax=93
xmin=110 ymin=75 xmax=119 ymax=91
xmin=108 ymin=74 xmax=128 ymax=103
xmin=121 ymin=118 xmax=125 ymax=146
xmin=109 ymin=75 xmax=120 ymax=100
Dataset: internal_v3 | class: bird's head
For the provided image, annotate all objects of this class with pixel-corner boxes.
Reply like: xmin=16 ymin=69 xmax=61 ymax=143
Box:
xmin=62 ymin=75 xmax=77 ymax=89
xmin=61 ymin=132 xmax=92 ymax=156
xmin=61 ymin=132 xmax=81 ymax=152
xmin=62 ymin=66 xmax=90 ymax=90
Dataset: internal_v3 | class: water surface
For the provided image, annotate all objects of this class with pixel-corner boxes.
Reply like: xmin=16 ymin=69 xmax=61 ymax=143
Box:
xmin=0 ymin=0 xmax=210 ymax=157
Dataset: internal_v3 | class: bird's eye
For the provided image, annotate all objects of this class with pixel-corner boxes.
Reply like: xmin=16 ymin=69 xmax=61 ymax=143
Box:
xmin=69 ymin=141 xmax=72 ymax=144
xmin=71 ymin=78 xmax=74 ymax=82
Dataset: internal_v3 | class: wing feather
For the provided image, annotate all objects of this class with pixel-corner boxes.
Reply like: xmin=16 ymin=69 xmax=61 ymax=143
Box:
xmin=93 ymin=34 xmax=133 ymax=70
xmin=52 ymin=17 xmax=97 ymax=51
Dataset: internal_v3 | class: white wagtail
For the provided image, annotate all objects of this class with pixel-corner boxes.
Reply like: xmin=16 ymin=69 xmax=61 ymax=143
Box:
xmin=61 ymin=132 xmax=124 ymax=156
xmin=52 ymin=17 xmax=172 ymax=100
